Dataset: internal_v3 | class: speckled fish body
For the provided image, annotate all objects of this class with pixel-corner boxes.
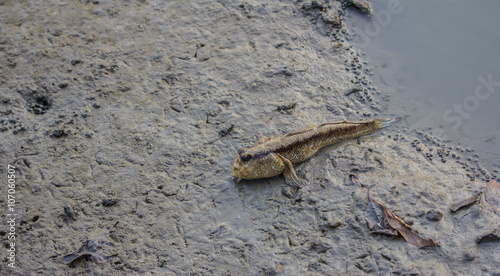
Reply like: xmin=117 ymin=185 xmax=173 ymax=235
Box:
xmin=233 ymin=118 xmax=397 ymax=188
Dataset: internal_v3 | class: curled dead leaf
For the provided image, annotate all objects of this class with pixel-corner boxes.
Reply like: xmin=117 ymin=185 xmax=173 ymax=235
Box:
xmin=485 ymin=180 xmax=500 ymax=216
xmin=450 ymin=191 xmax=482 ymax=212
xmin=62 ymin=240 xmax=117 ymax=265
xmin=367 ymin=190 xmax=436 ymax=247
xmin=383 ymin=207 xmax=436 ymax=247
xmin=476 ymin=229 xmax=500 ymax=244
xmin=366 ymin=190 xmax=398 ymax=236
xmin=62 ymin=221 xmax=119 ymax=265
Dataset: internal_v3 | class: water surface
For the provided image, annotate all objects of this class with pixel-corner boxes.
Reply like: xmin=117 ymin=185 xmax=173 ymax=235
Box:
xmin=345 ymin=0 xmax=500 ymax=172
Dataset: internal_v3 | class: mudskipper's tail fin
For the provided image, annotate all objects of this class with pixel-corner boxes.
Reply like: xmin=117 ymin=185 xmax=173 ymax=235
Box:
xmin=380 ymin=117 xmax=401 ymax=128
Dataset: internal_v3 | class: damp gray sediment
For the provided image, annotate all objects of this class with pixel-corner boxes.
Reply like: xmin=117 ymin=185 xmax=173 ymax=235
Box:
xmin=0 ymin=1 xmax=498 ymax=275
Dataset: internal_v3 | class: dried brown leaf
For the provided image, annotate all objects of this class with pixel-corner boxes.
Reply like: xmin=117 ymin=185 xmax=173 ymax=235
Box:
xmin=383 ymin=208 xmax=436 ymax=247
xmin=476 ymin=229 xmax=500 ymax=244
xmin=62 ymin=221 xmax=119 ymax=265
xmin=62 ymin=240 xmax=116 ymax=265
xmin=367 ymin=191 xmax=436 ymax=247
xmin=485 ymin=180 xmax=500 ymax=216
xmin=450 ymin=191 xmax=482 ymax=212
xmin=366 ymin=190 xmax=397 ymax=235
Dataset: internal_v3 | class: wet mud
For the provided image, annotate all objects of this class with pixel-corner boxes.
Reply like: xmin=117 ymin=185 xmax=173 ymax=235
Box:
xmin=0 ymin=0 xmax=499 ymax=275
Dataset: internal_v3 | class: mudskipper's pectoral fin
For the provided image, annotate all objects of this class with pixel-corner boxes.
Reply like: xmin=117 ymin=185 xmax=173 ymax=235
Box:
xmin=276 ymin=153 xmax=304 ymax=189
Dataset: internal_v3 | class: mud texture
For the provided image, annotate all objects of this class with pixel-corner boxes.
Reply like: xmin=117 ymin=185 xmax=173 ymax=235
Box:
xmin=1 ymin=0 xmax=499 ymax=275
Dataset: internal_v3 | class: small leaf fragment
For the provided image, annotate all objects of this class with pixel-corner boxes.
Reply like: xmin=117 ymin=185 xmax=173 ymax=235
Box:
xmin=62 ymin=221 xmax=119 ymax=265
xmin=476 ymin=229 xmax=500 ymax=244
xmin=366 ymin=190 xmax=397 ymax=235
xmin=485 ymin=180 xmax=500 ymax=216
xmin=450 ymin=191 xmax=482 ymax=212
xmin=367 ymin=191 xmax=436 ymax=247
xmin=62 ymin=240 xmax=117 ymax=265
xmin=384 ymin=208 xmax=436 ymax=247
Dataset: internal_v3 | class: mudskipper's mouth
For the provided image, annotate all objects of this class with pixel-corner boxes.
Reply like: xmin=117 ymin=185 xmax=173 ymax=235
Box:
xmin=232 ymin=157 xmax=243 ymax=178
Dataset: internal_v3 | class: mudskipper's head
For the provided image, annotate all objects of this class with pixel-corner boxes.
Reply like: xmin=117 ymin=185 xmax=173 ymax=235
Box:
xmin=232 ymin=148 xmax=284 ymax=179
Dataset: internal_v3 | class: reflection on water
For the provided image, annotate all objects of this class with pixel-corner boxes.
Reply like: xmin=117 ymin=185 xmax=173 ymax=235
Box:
xmin=345 ymin=0 xmax=500 ymax=171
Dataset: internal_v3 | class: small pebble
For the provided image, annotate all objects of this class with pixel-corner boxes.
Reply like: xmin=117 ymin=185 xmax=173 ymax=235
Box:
xmin=426 ymin=210 xmax=442 ymax=221
xmin=53 ymin=129 xmax=64 ymax=137
xmin=463 ymin=252 xmax=475 ymax=262
xmin=63 ymin=205 xmax=76 ymax=221
xmin=102 ymin=198 xmax=118 ymax=207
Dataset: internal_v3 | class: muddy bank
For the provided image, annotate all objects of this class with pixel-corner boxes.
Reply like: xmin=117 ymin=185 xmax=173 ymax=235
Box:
xmin=0 ymin=0 xmax=498 ymax=275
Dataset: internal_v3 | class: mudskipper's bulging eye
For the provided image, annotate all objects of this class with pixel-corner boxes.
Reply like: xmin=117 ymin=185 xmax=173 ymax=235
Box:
xmin=241 ymin=153 xmax=251 ymax=162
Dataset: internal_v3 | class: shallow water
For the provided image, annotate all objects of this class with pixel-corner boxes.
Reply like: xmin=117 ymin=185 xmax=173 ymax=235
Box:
xmin=345 ymin=0 xmax=500 ymax=172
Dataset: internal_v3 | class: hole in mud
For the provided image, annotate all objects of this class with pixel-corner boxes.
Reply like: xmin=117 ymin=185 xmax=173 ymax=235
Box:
xmin=36 ymin=97 xmax=48 ymax=106
xmin=27 ymin=95 xmax=52 ymax=114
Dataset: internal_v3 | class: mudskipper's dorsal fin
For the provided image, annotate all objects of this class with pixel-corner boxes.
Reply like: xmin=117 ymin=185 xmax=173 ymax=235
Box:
xmin=284 ymin=126 xmax=315 ymax=137
xmin=318 ymin=121 xmax=345 ymax=128
xmin=251 ymin=135 xmax=273 ymax=147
